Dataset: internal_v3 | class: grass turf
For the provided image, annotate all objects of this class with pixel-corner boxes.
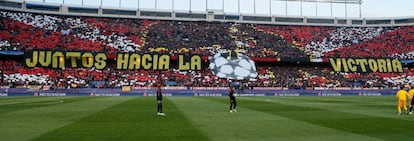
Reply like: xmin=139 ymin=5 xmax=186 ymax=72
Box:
xmin=0 ymin=96 xmax=413 ymax=141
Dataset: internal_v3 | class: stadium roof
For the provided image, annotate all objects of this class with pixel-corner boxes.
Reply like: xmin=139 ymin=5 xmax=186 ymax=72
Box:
xmin=276 ymin=0 xmax=362 ymax=4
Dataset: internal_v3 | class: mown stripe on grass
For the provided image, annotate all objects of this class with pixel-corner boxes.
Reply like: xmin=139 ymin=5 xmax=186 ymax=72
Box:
xmin=0 ymin=97 xmax=132 ymax=141
xmin=173 ymin=97 xmax=383 ymax=141
xmin=0 ymin=97 xmax=93 ymax=114
xmin=31 ymin=97 xmax=211 ymax=141
xmin=0 ymin=97 xmax=42 ymax=102
xmin=275 ymin=97 xmax=395 ymax=106
xmin=266 ymin=97 xmax=411 ymax=121
xmin=238 ymin=97 xmax=413 ymax=141
xmin=0 ymin=97 xmax=65 ymax=106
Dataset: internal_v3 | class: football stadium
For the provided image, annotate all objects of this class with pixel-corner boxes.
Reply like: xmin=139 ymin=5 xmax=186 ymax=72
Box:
xmin=1 ymin=0 xmax=414 ymax=141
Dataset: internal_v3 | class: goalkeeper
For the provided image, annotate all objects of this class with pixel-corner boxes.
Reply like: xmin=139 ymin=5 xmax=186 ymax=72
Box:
xmin=396 ymin=86 xmax=408 ymax=115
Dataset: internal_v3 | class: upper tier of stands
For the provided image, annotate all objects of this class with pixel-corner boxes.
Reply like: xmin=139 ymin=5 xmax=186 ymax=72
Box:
xmin=2 ymin=10 xmax=414 ymax=60
xmin=1 ymin=10 xmax=414 ymax=89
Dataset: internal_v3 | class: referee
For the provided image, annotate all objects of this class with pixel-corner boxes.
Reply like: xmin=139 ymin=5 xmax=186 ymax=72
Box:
xmin=229 ymin=87 xmax=237 ymax=113
xmin=156 ymin=85 xmax=165 ymax=116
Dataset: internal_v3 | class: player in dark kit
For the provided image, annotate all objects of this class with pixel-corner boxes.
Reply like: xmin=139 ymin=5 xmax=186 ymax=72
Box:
xmin=156 ymin=85 xmax=166 ymax=116
xmin=409 ymin=96 xmax=414 ymax=115
xmin=408 ymin=87 xmax=414 ymax=115
xmin=229 ymin=87 xmax=237 ymax=113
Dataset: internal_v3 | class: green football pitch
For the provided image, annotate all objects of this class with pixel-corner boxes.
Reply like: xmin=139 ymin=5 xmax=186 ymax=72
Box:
xmin=0 ymin=96 xmax=413 ymax=141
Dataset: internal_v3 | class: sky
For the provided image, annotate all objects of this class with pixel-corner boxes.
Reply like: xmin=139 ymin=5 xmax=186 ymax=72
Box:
xmin=26 ymin=0 xmax=414 ymax=18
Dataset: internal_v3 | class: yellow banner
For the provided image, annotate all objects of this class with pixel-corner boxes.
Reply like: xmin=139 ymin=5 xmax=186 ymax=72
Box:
xmin=25 ymin=51 xmax=106 ymax=69
xmin=329 ymin=58 xmax=403 ymax=73
xmin=24 ymin=51 xmax=202 ymax=71
xmin=115 ymin=53 xmax=201 ymax=70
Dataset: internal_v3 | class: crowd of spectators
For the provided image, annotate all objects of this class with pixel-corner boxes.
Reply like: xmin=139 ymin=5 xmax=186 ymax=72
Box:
xmin=0 ymin=59 xmax=228 ymax=89
xmin=324 ymin=26 xmax=414 ymax=59
xmin=2 ymin=10 xmax=414 ymax=89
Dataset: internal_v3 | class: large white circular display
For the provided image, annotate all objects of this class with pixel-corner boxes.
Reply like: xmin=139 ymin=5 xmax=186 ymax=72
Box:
xmin=209 ymin=51 xmax=258 ymax=80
